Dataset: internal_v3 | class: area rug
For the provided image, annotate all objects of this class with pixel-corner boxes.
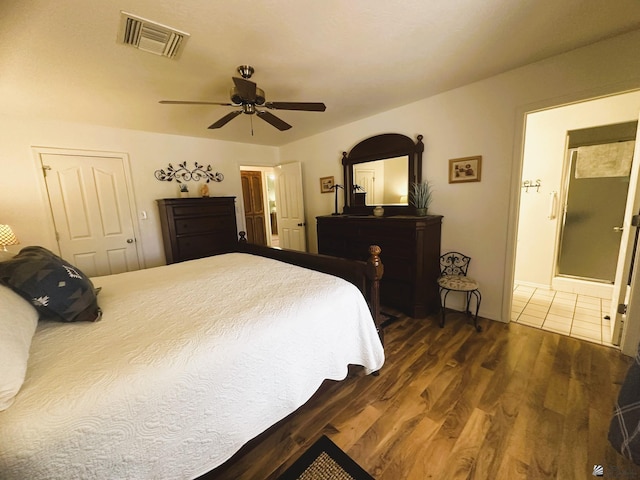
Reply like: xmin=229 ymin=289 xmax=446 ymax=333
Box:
xmin=277 ymin=435 xmax=374 ymax=480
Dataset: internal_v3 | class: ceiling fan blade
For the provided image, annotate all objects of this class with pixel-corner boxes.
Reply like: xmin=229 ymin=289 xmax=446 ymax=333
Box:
xmin=265 ymin=102 xmax=326 ymax=112
xmin=256 ymin=111 xmax=292 ymax=131
xmin=208 ymin=111 xmax=242 ymax=129
xmin=159 ymin=100 xmax=234 ymax=106
xmin=232 ymin=77 xmax=257 ymax=103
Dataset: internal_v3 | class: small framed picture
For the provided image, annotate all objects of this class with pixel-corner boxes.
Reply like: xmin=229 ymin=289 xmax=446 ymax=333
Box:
xmin=449 ymin=156 xmax=482 ymax=183
xmin=320 ymin=176 xmax=335 ymax=193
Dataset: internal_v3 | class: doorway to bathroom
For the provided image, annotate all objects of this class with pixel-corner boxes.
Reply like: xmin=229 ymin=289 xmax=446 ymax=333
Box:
xmin=512 ymin=90 xmax=640 ymax=347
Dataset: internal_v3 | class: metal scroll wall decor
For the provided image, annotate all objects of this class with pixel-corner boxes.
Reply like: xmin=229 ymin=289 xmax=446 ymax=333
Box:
xmin=154 ymin=161 xmax=224 ymax=184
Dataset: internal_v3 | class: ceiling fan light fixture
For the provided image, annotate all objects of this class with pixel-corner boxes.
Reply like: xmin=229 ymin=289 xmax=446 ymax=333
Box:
xmin=230 ymin=87 xmax=242 ymax=105
xmin=255 ymin=87 xmax=265 ymax=105
xmin=230 ymin=86 xmax=265 ymax=105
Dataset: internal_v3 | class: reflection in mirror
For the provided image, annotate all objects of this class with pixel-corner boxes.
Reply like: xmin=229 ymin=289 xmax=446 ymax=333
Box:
xmin=342 ymin=133 xmax=423 ymax=215
xmin=353 ymin=156 xmax=409 ymax=205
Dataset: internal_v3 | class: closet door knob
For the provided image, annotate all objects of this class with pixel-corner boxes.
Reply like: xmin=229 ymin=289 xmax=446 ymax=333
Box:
xmin=613 ymin=226 xmax=624 ymax=233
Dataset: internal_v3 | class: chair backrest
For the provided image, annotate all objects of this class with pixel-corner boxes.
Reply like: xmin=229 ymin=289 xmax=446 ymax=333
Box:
xmin=440 ymin=251 xmax=471 ymax=276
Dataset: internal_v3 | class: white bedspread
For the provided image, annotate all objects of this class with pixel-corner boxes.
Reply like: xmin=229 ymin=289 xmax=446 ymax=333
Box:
xmin=0 ymin=253 xmax=384 ymax=480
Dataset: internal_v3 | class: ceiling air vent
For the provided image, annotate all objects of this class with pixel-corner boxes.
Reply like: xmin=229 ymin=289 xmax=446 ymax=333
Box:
xmin=118 ymin=12 xmax=189 ymax=59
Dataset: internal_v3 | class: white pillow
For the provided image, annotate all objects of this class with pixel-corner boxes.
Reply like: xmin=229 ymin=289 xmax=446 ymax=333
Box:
xmin=0 ymin=284 xmax=38 ymax=410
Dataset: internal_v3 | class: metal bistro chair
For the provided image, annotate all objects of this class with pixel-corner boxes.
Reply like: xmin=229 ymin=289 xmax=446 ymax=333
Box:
xmin=437 ymin=252 xmax=482 ymax=332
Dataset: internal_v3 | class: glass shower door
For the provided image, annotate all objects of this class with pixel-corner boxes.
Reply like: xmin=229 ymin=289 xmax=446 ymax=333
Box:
xmin=557 ymin=146 xmax=633 ymax=283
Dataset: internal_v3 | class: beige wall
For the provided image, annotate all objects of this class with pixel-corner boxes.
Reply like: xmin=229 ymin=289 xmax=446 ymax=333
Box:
xmin=0 ymin=117 xmax=278 ymax=267
xmin=281 ymin=29 xmax=640 ymax=323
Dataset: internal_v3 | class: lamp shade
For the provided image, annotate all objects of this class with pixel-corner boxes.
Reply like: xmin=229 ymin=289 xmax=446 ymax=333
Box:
xmin=0 ymin=225 xmax=19 ymax=249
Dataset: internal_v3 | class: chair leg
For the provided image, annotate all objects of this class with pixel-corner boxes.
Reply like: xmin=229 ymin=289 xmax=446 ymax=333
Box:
xmin=439 ymin=288 xmax=450 ymax=328
xmin=472 ymin=290 xmax=482 ymax=332
xmin=440 ymin=288 xmax=481 ymax=332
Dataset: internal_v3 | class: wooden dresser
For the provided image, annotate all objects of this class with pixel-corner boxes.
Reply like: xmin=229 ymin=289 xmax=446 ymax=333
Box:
xmin=157 ymin=197 xmax=238 ymax=264
xmin=317 ymin=214 xmax=442 ymax=318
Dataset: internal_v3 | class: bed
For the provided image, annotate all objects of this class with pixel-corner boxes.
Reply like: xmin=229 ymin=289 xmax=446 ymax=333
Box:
xmin=0 ymin=242 xmax=385 ymax=480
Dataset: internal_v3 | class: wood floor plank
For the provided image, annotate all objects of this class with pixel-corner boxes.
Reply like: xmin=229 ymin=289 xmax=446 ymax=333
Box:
xmin=377 ymin=415 xmax=443 ymax=480
xmin=571 ymin=338 xmax=592 ymax=383
xmin=442 ymin=407 xmax=493 ymax=480
xmin=526 ymin=332 xmax=560 ymax=412
xmin=204 ymin=314 xmax=640 ymax=480
xmin=495 ymin=397 xmax=531 ymax=475
xmin=328 ymin=404 xmax=383 ymax=450
xmin=495 ymin=453 xmax=530 ymax=480
xmin=351 ymin=383 xmax=435 ymax=476
xmin=557 ymin=378 xmax=589 ymax=480
xmin=474 ymin=350 xmax=532 ymax=479
xmin=528 ymin=407 xmax=564 ymax=479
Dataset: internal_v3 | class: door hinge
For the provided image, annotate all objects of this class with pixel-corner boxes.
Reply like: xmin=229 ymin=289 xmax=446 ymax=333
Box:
xmin=42 ymin=165 xmax=52 ymax=177
xmin=617 ymin=303 xmax=627 ymax=315
xmin=632 ymin=214 xmax=640 ymax=227
xmin=55 ymin=231 xmax=60 ymax=241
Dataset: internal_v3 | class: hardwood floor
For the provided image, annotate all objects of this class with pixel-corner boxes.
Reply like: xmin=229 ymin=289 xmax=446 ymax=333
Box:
xmin=206 ymin=312 xmax=640 ymax=480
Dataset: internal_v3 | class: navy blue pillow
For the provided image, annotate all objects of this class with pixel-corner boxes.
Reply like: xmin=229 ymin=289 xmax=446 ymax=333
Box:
xmin=0 ymin=246 xmax=102 ymax=323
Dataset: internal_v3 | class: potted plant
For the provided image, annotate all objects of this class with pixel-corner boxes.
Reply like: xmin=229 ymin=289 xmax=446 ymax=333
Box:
xmin=410 ymin=181 xmax=433 ymax=216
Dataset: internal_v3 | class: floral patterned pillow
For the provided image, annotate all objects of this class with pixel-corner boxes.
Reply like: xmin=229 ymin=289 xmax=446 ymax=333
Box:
xmin=0 ymin=246 xmax=101 ymax=323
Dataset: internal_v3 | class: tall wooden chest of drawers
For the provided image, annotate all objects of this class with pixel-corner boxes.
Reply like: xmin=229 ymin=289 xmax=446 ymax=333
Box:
xmin=317 ymin=214 xmax=443 ymax=318
xmin=157 ymin=197 xmax=237 ymax=264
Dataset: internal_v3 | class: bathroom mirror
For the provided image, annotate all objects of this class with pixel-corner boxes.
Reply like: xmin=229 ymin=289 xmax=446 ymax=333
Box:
xmin=342 ymin=133 xmax=423 ymax=215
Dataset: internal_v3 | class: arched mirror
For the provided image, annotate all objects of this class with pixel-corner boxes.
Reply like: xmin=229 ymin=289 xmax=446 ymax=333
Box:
xmin=342 ymin=133 xmax=423 ymax=215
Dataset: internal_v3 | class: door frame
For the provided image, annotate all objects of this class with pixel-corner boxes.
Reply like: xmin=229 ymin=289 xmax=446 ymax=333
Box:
xmin=32 ymin=146 xmax=145 ymax=268
xmin=505 ymin=85 xmax=640 ymax=356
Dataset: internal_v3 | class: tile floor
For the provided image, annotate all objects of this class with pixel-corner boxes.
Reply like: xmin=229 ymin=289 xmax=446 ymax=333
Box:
xmin=512 ymin=284 xmax=613 ymax=346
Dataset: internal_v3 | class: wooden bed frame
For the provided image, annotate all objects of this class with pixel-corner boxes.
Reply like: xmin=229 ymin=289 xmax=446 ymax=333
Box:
xmin=237 ymin=233 xmax=385 ymax=344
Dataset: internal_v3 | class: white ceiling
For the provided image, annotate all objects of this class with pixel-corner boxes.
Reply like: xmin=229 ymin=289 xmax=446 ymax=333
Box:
xmin=2 ymin=0 xmax=640 ymax=146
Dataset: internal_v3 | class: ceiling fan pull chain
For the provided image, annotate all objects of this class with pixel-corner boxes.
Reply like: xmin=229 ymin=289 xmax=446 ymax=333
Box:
xmin=250 ymin=114 xmax=254 ymax=136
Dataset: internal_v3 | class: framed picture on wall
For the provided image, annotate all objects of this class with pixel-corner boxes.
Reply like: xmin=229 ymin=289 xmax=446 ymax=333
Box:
xmin=449 ymin=156 xmax=482 ymax=183
xmin=320 ymin=176 xmax=335 ymax=193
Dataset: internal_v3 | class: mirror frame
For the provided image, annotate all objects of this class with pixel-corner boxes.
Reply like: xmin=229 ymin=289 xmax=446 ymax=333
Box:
xmin=342 ymin=133 xmax=423 ymax=215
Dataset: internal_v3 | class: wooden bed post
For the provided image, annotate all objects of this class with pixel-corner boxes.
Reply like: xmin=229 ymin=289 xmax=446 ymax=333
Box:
xmin=366 ymin=245 xmax=384 ymax=344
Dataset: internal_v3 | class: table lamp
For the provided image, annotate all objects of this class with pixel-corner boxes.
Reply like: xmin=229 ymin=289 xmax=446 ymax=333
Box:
xmin=0 ymin=225 xmax=19 ymax=251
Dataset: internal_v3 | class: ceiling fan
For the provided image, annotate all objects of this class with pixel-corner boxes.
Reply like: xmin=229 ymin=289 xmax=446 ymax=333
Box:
xmin=159 ymin=65 xmax=326 ymax=131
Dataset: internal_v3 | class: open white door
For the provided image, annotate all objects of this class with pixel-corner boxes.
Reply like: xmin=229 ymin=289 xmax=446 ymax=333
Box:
xmin=274 ymin=162 xmax=307 ymax=252
xmin=610 ymin=116 xmax=640 ymax=347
